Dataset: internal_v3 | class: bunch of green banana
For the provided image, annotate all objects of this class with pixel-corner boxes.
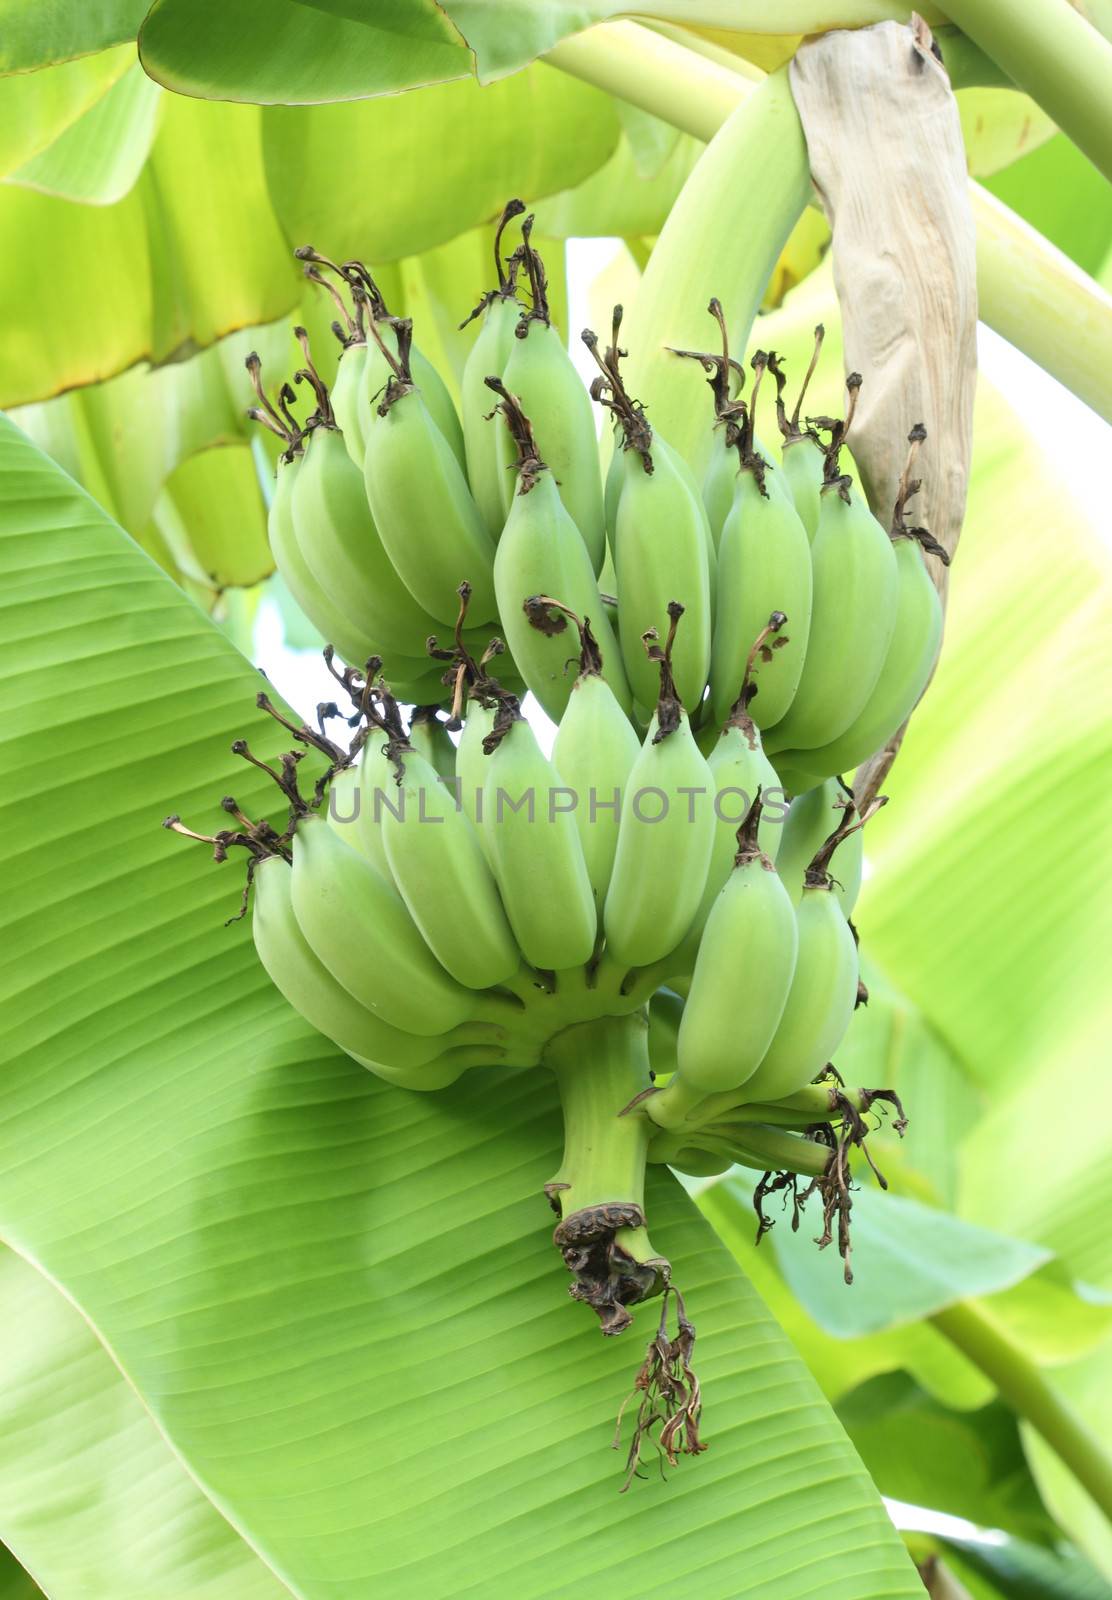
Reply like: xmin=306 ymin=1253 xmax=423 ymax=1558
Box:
xmin=603 ymin=606 xmax=716 ymax=969
xmin=490 ymin=217 xmax=606 ymax=573
xmin=773 ymin=427 xmax=949 ymax=787
xmin=646 ymin=794 xmax=798 ymax=1131
xmin=486 ymin=380 xmax=630 ymax=722
xmin=764 ymin=378 xmax=899 ymax=758
xmin=587 ymin=310 xmax=713 ymax=714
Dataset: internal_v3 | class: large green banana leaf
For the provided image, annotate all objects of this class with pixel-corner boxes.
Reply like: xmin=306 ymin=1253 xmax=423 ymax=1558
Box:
xmin=136 ymin=2 xmax=943 ymax=92
xmin=0 ymin=414 xmax=921 ymax=1597
xmin=0 ymin=1244 xmax=286 ymax=1597
xmin=8 ymin=63 xmax=163 ymax=206
xmin=0 ymin=46 xmax=133 ymax=175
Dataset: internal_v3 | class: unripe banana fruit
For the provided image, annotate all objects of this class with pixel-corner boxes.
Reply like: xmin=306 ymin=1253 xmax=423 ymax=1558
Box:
xmin=548 ymin=606 xmax=642 ymax=906
xmin=487 ymin=379 xmax=630 ymax=723
xmin=330 ymin=336 xmax=369 ymax=467
xmin=493 ymin=218 xmax=606 ymax=573
xmin=769 ymin=334 xmax=827 ymax=541
xmin=710 ymin=356 xmax=812 ymax=729
xmin=460 ymin=199 xmax=527 ymax=538
xmin=407 ymin=706 xmax=457 ymax=782
xmin=246 ymin=359 xmax=373 ymax=666
xmin=290 ymin=815 xmax=477 ymax=1037
xmin=678 ymin=621 xmax=791 ymax=962
xmin=777 ymin=427 xmax=948 ymax=783
xmin=739 ymin=805 xmax=879 ymax=1104
xmin=480 ymin=698 xmax=598 ymax=970
xmin=253 ymin=854 xmax=484 ymax=1071
xmin=603 ymin=607 xmax=716 ymax=970
xmin=775 ymin=778 xmax=862 ymax=916
xmin=765 ymin=380 xmax=899 ymax=753
xmin=648 ymin=797 xmax=798 ymax=1130
xmin=287 ymin=362 xmax=443 ymax=660
xmin=362 ymin=317 xmax=497 ymax=624
xmin=382 ymin=744 xmax=521 ymax=989
xmin=586 ymin=314 xmax=712 ymax=714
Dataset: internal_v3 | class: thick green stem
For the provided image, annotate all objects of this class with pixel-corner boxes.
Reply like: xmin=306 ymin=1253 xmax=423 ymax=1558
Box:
xmin=544 ymin=1014 xmax=669 ymax=1334
xmin=547 ymin=19 xmax=1112 ymax=426
xmin=932 ymin=1300 xmax=1112 ymax=1520
xmin=974 ymin=185 xmax=1112 ymax=424
xmin=941 ymin=0 xmax=1112 ymax=184
xmin=546 ymin=21 xmax=749 ymax=141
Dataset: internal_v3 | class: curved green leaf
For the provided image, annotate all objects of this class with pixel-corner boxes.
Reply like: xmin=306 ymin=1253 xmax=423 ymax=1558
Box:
xmin=149 ymin=442 xmax=273 ymax=592
xmin=0 ymin=45 xmax=133 ymax=176
xmin=139 ymin=0 xmax=470 ymax=103
xmin=0 ymin=1245 xmax=288 ymax=1599
xmin=0 ymin=94 xmax=297 ymax=407
xmin=261 ymin=64 xmax=619 ymax=264
xmin=10 ymin=62 xmax=162 ymax=205
xmin=985 ymin=133 xmax=1112 ymax=275
xmin=0 ymin=1543 xmax=42 ymax=1599
xmin=0 ymin=4 xmax=146 ymax=73
xmin=838 ymin=1374 xmax=1056 ymax=1543
xmin=533 ymin=123 xmax=701 ymax=239
xmin=940 ymin=1530 xmax=1112 ymax=1600
xmin=441 ymin=3 xmax=941 ymax=84
xmin=955 ymin=86 xmax=1055 ymax=177
xmin=0 ymin=413 xmax=921 ymax=1599
xmin=759 ymin=1181 xmax=1049 ymax=1339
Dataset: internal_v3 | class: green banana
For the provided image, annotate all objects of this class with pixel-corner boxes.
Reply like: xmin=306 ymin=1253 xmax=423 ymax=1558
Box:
xmin=253 ymin=854 xmax=491 ymax=1071
xmin=493 ymin=217 xmax=606 ymax=573
xmin=777 ymin=427 xmax=947 ymax=783
xmin=330 ymin=336 xmax=368 ymax=466
xmin=460 ymin=199 xmax=526 ymax=537
xmin=487 ymin=380 xmax=630 ymax=722
xmin=407 ymin=706 xmax=457 ymax=782
xmin=382 ymin=741 xmax=521 ymax=990
xmin=296 ymin=253 xmax=369 ymax=468
xmin=603 ymin=607 xmax=716 ymax=970
xmin=679 ymin=621 xmax=792 ymax=954
xmin=647 ymin=987 xmax=684 ymax=1080
xmin=586 ymin=316 xmax=712 ymax=714
xmin=709 ymin=354 xmax=813 ymax=729
xmin=287 ymin=338 xmax=447 ymax=659
xmin=330 ymin=254 xmax=466 ymax=472
xmin=351 ymin=1044 xmax=506 ymax=1092
xmin=362 ymin=317 xmax=497 ymax=624
xmin=676 ymin=298 xmax=790 ymax=548
xmin=456 ymin=695 xmax=498 ymax=833
xmin=739 ymin=811 xmax=866 ymax=1105
xmin=548 ymin=606 xmax=641 ymax=906
xmin=769 ymin=333 xmax=827 ymax=541
xmin=290 ymin=813 xmax=476 ymax=1037
xmin=647 ymin=797 xmax=798 ymax=1130
xmin=354 ymin=724 xmax=399 ymax=878
xmin=775 ymin=778 xmax=863 ymax=916
xmin=764 ymin=379 xmax=899 ymax=752
xmin=480 ymin=695 xmax=597 ymax=971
